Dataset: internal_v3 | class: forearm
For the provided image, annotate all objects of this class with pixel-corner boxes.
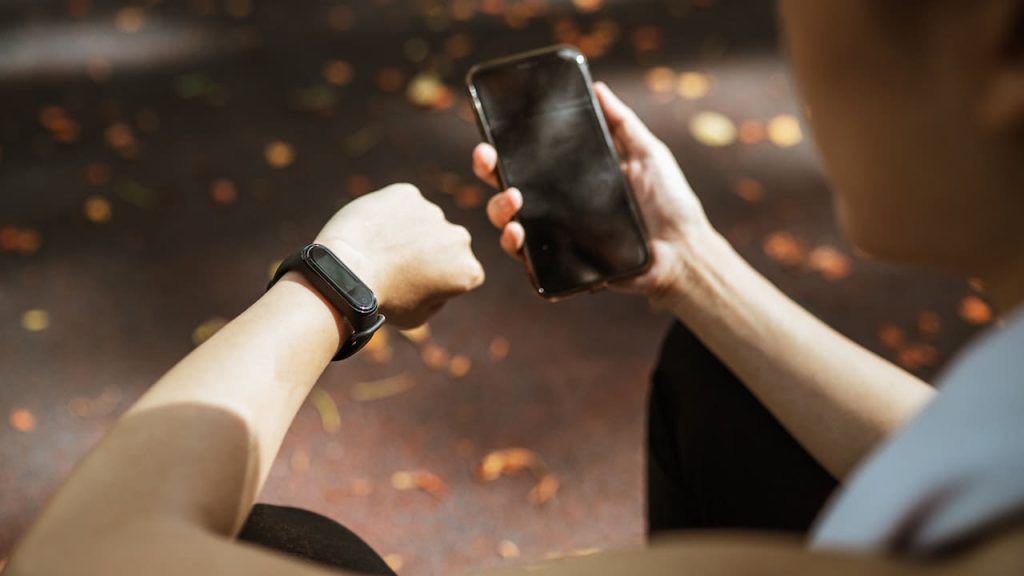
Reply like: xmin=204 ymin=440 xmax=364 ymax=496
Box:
xmin=12 ymin=270 xmax=345 ymax=564
xmin=129 ymin=270 xmax=346 ymax=496
xmin=662 ymin=229 xmax=935 ymax=478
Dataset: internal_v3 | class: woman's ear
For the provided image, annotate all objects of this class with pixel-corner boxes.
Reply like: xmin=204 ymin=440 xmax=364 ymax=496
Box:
xmin=981 ymin=0 xmax=1024 ymax=133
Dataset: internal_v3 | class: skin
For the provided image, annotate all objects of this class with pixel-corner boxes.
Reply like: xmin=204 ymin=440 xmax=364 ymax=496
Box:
xmin=7 ymin=1 xmax=1024 ymax=575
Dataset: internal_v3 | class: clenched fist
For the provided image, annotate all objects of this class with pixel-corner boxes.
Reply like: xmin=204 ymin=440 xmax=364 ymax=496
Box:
xmin=314 ymin=183 xmax=485 ymax=328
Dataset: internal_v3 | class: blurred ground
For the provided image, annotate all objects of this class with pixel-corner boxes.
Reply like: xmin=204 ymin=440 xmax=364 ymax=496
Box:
xmin=0 ymin=1 xmax=996 ymax=574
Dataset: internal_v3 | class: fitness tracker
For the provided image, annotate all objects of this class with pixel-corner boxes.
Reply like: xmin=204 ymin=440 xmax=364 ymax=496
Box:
xmin=267 ymin=243 xmax=386 ymax=361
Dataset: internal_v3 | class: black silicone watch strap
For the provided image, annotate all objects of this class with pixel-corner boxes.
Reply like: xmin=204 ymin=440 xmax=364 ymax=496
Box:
xmin=267 ymin=245 xmax=385 ymax=361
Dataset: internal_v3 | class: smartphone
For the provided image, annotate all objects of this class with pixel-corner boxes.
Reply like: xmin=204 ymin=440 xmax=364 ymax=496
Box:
xmin=467 ymin=45 xmax=651 ymax=301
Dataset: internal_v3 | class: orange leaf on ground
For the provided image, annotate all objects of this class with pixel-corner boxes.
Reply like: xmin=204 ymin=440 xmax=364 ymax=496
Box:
xmin=489 ymin=337 xmax=510 ymax=361
xmin=958 ymin=295 xmax=993 ymax=325
xmin=391 ymin=470 xmax=448 ymax=499
xmin=421 ymin=343 xmax=450 ymax=371
xmin=448 ymin=355 xmax=472 ymax=378
xmin=877 ymin=324 xmax=906 ymax=350
xmin=734 ymin=177 xmax=765 ymax=203
xmin=478 ymin=447 xmax=544 ymax=481
xmin=763 ymin=232 xmax=807 ymax=266
xmin=898 ymin=343 xmax=940 ymax=371
xmin=497 ymin=539 xmax=521 ymax=559
xmin=808 ymin=245 xmax=852 ymax=282
xmin=917 ymin=311 xmax=942 ymax=338
xmin=528 ymin=474 xmax=560 ymax=506
xmin=10 ymin=409 xmax=36 ymax=432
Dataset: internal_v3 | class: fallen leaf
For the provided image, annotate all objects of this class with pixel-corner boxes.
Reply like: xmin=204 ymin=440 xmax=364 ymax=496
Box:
xmin=688 ymin=111 xmax=736 ymax=148
xmin=384 ymin=554 xmax=404 ymax=572
xmin=192 ymin=317 xmax=228 ymax=346
xmin=9 ymin=409 xmax=36 ymax=432
xmin=399 ymin=324 xmax=431 ymax=344
xmin=448 ymin=355 xmax=472 ymax=378
xmin=114 ymin=6 xmax=145 ymax=33
xmin=478 ymin=447 xmax=544 ymax=481
xmin=917 ymin=311 xmax=942 ymax=338
xmin=958 ymin=295 xmax=993 ymax=325
xmin=347 ymin=478 xmax=374 ymax=497
xmin=84 ymin=163 xmax=111 ymax=186
xmin=104 ymin=122 xmax=138 ymax=157
xmin=421 ymin=343 xmax=450 ymax=371
xmin=738 ymin=120 xmax=766 ymax=144
xmin=734 ymin=177 xmax=765 ymax=203
xmin=83 ymin=195 xmax=113 ymax=224
xmin=391 ymin=469 xmax=448 ymax=499
xmin=455 ymin=184 xmax=484 ymax=209
xmin=878 ymin=324 xmax=906 ymax=350
xmin=807 ymin=245 xmax=852 ymax=281
xmin=323 ymin=59 xmax=354 ymax=86
xmin=364 ymin=327 xmax=393 ymax=364
xmin=762 ymin=232 xmax=807 ymax=266
xmin=497 ymin=539 xmax=521 ymax=559
xmin=528 ymin=474 xmax=560 ymax=506
xmin=350 ymin=373 xmax=415 ymax=402
xmin=407 ymin=72 xmax=451 ymax=108
xmin=898 ymin=343 xmax=939 ymax=371
xmin=644 ymin=67 xmax=675 ymax=93
xmin=210 ymin=178 xmax=238 ymax=206
xmin=264 ymin=140 xmax=295 ymax=168
xmin=767 ymin=114 xmax=803 ymax=148
xmin=376 ymin=67 xmax=405 ymax=93
xmin=489 ymin=337 xmax=510 ymax=361
xmin=267 ymin=259 xmax=283 ymax=281
xmin=68 ymin=387 xmax=121 ymax=419
xmin=444 ymin=33 xmax=473 ymax=59
xmin=631 ymin=26 xmax=662 ymax=56
xmin=676 ymin=72 xmax=710 ymax=100
xmin=310 ymin=389 xmax=342 ymax=433
xmin=347 ymin=174 xmax=373 ymax=197
xmin=21 ymin=310 xmax=50 ymax=332
xmin=13 ymin=229 xmax=40 ymax=255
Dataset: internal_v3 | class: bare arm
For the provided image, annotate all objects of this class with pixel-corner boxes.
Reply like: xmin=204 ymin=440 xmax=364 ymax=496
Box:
xmin=659 ymin=226 xmax=934 ymax=478
xmin=474 ymin=82 xmax=934 ymax=479
xmin=6 ymin=184 xmax=484 ymax=575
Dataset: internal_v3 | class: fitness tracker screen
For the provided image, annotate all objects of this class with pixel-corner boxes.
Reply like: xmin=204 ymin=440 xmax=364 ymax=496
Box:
xmin=308 ymin=245 xmax=376 ymax=312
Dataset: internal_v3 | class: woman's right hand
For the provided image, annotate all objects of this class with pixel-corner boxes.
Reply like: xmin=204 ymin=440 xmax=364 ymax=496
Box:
xmin=472 ymin=82 xmax=715 ymax=299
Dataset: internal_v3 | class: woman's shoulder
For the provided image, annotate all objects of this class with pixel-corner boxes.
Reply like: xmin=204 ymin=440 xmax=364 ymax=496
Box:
xmin=811 ymin=307 xmax=1024 ymax=554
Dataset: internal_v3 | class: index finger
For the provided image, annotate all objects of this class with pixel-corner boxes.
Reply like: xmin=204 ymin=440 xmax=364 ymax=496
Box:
xmin=472 ymin=143 xmax=500 ymax=189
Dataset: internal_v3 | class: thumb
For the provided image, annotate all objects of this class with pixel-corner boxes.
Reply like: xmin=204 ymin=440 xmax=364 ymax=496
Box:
xmin=594 ymin=82 xmax=660 ymax=157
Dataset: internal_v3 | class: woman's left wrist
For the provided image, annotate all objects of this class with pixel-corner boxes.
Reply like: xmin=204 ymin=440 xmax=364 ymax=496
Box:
xmin=314 ymin=236 xmax=388 ymax=311
xmin=272 ymin=271 xmax=353 ymax=353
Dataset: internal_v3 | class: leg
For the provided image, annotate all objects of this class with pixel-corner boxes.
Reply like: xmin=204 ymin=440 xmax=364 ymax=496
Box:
xmin=647 ymin=321 xmax=838 ymax=536
xmin=238 ymin=504 xmax=395 ymax=575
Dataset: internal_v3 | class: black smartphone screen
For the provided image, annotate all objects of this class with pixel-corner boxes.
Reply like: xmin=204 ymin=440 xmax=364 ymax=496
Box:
xmin=469 ymin=47 xmax=649 ymax=298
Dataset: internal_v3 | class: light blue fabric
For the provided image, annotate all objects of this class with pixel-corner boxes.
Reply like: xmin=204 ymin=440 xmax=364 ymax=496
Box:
xmin=811 ymin=308 xmax=1024 ymax=554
